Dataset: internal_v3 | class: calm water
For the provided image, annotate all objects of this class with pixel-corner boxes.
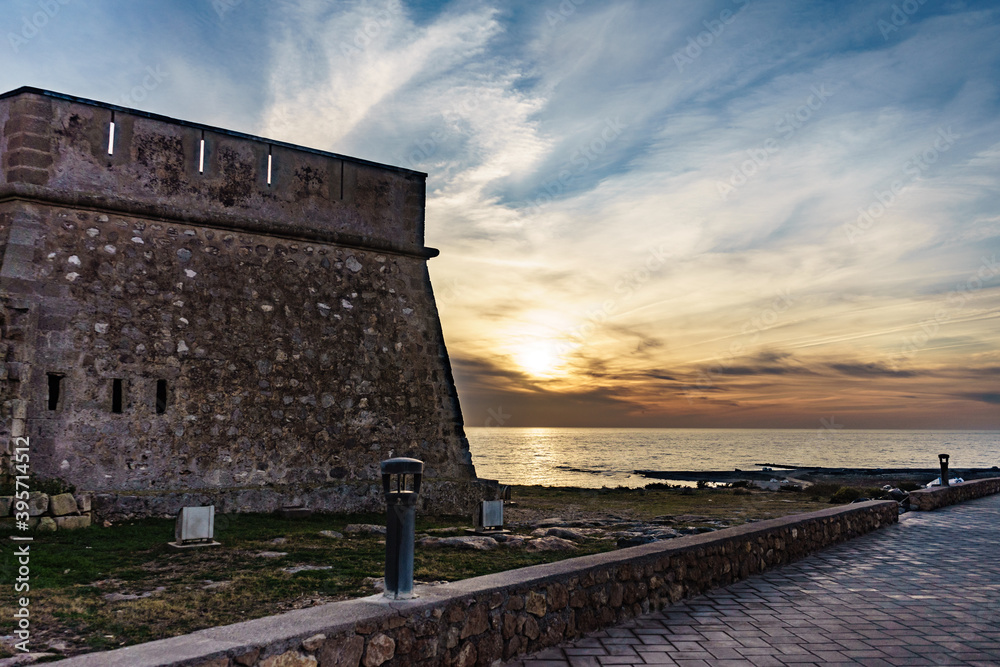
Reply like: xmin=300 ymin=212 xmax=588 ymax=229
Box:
xmin=466 ymin=428 xmax=1000 ymax=488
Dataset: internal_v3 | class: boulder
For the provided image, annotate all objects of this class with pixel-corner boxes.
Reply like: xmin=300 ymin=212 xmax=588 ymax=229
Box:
xmin=49 ymin=493 xmax=79 ymax=517
xmin=76 ymin=494 xmax=92 ymax=513
xmin=37 ymin=517 xmax=57 ymax=532
xmin=27 ymin=492 xmax=49 ymax=516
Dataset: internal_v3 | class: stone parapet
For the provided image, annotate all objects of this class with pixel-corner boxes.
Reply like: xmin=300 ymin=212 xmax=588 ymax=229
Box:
xmin=47 ymin=500 xmax=899 ymax=667
xmin=907 ymin=477 xmax=1000 ymax=511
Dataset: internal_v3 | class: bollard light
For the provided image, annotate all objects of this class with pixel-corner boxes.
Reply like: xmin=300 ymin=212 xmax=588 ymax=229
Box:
xmin=381 ymin=457 xmax=423 ymax=599
xmin=939 ymin=453 xmax=950 ymax=487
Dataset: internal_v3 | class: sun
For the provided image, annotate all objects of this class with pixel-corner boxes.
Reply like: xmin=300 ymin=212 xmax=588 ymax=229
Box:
xmin=515 ymin=341 xmax=562 ymax=377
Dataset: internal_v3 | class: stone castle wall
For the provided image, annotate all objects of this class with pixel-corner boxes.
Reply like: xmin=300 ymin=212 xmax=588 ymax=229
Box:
xmin=0 ymin=88 xmax=482 ymax=513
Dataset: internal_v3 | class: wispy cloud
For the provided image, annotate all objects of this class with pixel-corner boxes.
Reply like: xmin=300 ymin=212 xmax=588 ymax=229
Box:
xmin=4 ymin=0 xmax=998 ymax=428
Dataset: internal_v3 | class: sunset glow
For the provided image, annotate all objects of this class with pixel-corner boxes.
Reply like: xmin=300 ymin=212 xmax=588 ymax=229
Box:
xmin=7 ymin=0 xmax=999 ymax=429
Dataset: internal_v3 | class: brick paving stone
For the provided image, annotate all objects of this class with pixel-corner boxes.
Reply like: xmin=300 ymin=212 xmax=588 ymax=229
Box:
xmin=507 ymin=494 xmax=1000 ymax=666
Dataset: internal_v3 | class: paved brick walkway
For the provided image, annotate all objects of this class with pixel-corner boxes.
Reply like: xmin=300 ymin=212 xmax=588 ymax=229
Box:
xmin=507 ymin=494 xmax=1000 ymax=666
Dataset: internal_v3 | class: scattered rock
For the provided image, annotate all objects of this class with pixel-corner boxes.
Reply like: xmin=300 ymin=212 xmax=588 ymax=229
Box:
xmin=617 ymin=535 xmax=657 ymax=548
xmin=418 ymin=536 xmax=498 ymax=550
xmin=201 ymin=580 xmax=232 ymax=590
xmin=319 ymin=530 xmax=343 ymax=539
xmin=344 ymin=523 xmax=386 ymax=535
xmin=46 ymin=640 xmax=73 ymax=652
xmin=283 ymin=565 xmax=334 ymax=574
xmin=502 ymin=537 xmax=527 ymax=548
xmin=270 ymin=537 xmax=288 ymax=545
xmin=255 ymin=551 xmax=288 ymax=558
xmin=533 ymin=518 xmax=567 ymax=528
xmin=531 ymin=526 xmax=593 ymax=541
xmin=423 ymin=526 xmax=465 ymax=534
xmin=526 ymin=536 xmax=576 ymax=552
xmin=104 ymin=586 xmax=166 ymax=602
xmin=363 ymin=577 xmax=386 ymax=592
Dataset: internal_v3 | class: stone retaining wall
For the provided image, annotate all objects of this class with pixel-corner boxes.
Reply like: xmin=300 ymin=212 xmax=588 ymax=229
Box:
xmin=908 ymin=477 xmax=1000 ymax=511
xmin=0 ymin=491 xmax=91 ymax=531
xmin=49 ymin=500 xmax=898 ymax=667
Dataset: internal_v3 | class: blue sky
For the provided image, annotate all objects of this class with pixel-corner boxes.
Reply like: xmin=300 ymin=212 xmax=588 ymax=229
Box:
xmin=4 ymin=0 xmax=999 ymax=428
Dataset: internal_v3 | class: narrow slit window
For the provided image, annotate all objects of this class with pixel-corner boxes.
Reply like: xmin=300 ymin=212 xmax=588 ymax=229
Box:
xmin=267 ymin=147 xmax=272 ymax=186
xmin=112 ymin=378 xmax=123 ymax=414
xmin=108 ymin=113 xmax=116 ymax=155
xmin=198 ymin=132 xmax=206 ymax=174
xmin=156 ymin=379 xmax=168 ymax=414
xmin=47 ymin=373 xmax=63 ymax=411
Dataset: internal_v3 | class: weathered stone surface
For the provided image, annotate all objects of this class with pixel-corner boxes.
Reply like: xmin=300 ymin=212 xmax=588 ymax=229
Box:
xmin=259 ymin=651 xmax=317 ymax=667
xmin=0 ymin=89 xmax=486 ymax=521
xmin=50 ymin=492 xmax=79 ymax=516
xmin=0 ymin=496 xmax=13 ymax=516
xmin=191 ymin=659 xmax=228 ymax=667
xmin=301 ymin=633 xmax=326 ymax=652
xmin=422 ymin=535 xmax=498 ymax=551
xmin=453 ymin=640 xmax=477 ymax=667
xmin=460 ymin=603 xmax=488 ymax=638
xmin=54 ymin=514 xmax=91 ymax=530
xmin=37 ymin=516 xmax=57 ymax=532
xmin=525 ymin=591 xmax=547 ymax=617
xmin=76 ymin=494 xmax=92 ymax=513
xmin=344 ymin=524 xmax=386 ymax=536
xmin=531 ymin=527 xmax=591 ymax=541
xmin=362 ymin=634 xmax=395 ymax=667
xmin=319 ymin=530 xmax=343 ymax=539
xmin=526 ymin=536 xmax=576 ymax=552
xmin=233 ymin=648 xmax=260 ymax=665
xmin=26 ymin=492 xmax=48 ymax=516
xmin=318 ymin=635 xmax=364 ymax=667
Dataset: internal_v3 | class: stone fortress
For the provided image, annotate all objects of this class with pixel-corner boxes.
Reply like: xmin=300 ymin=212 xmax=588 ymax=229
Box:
xmin=0 ymin=87 xmax=492 ymax=519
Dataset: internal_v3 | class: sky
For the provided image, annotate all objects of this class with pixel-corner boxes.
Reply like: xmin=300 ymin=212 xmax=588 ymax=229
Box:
xmin=3 ymin=0 xmax=999 ymax=430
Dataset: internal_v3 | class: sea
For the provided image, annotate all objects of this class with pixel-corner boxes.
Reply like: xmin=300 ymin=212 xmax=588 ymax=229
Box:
xmin=465 ymin=428 xmax=1000 ymax=488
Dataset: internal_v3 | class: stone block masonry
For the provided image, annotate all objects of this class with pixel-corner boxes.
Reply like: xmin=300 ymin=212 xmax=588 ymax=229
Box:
xmin=47 ymin=500 xmax=899 ymax=666
xmin=908 ymin=476 xmax=1000 ymax=511
xmin=0 ymin=87 xmax=488 ymax=517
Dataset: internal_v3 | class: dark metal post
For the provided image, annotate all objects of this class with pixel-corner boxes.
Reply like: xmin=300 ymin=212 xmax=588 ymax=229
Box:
xmin=381 ymin=457 xmax=423 ymax=599
xmin=939 ymin=453 xmax=950 ymax=487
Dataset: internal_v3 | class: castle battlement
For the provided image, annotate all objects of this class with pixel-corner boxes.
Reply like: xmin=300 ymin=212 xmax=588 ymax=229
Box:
xmin=0 ymin=87 xmax=430 ymax=258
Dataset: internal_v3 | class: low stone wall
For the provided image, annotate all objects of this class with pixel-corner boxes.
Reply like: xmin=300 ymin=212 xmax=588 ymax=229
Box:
xmin=49 ymin=500 xmax=898 ymax=667
xmin=908 ymin=477 xmax=1000 ymax=511
xmin=0 ymin=491 xmax=92 ymax=531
